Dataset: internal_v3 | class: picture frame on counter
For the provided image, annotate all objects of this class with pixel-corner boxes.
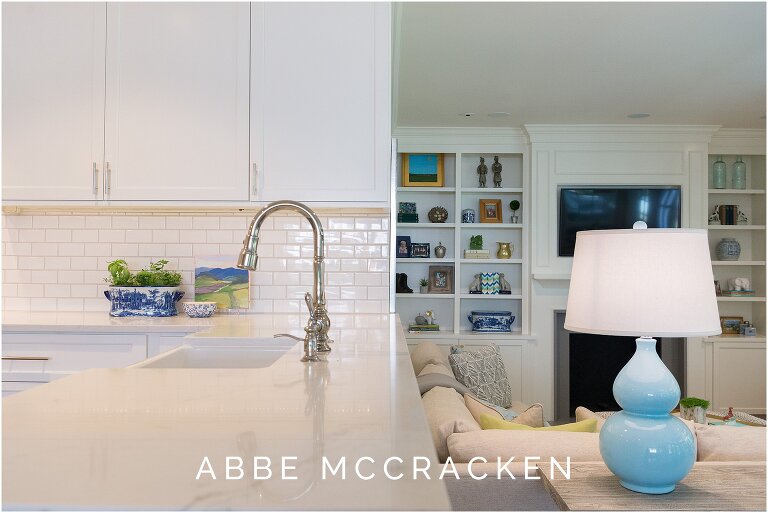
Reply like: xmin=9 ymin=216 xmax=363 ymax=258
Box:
xmin=479 ymin=199 xmax=502 ymax=223
xmin=402 ymin=153 xmax=444 ymax=187
xmin=410 ymin=242 xmax=431 ymax=258
xmin=428 ymin=265 xmax=454 ymax=294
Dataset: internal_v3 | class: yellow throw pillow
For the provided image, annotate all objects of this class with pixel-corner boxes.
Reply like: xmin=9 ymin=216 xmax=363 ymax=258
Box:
xmin=480 ymin=414 xmax=598 ymax=433
xmin=464 ymin=394 xmax=545 ymax=427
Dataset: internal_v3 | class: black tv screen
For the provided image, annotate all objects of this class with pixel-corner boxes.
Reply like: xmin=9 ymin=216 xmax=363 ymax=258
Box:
xmin=558 ymin=187 xmax=681 ymax=257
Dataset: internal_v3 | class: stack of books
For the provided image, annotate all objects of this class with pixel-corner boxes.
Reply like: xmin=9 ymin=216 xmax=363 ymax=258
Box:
xmin=397 ymin=213 xmax=419 ymax=223
xmin=718 ymin=205 xmax=738 ymax=225
xmin=408 ymin=324 xmax=440 ymax=332
xmin=463 ymin=249 xmax=490 ymax=259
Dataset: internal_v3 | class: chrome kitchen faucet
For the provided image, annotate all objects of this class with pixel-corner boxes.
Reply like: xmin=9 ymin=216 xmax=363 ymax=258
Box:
xmin=237 ymin=200 xmax=331 ymax=362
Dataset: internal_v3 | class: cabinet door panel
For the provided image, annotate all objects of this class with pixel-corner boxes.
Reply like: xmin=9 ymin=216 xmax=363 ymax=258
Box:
xmin=105 ymin=3 xmax=250 ymax=201
xmin=253 ymin=3 xmax=390 ymax=202
xmin=712 ymin=342 xmax=766 ymax=413
xmin=2 ymin=2 xmax=105 ymax=201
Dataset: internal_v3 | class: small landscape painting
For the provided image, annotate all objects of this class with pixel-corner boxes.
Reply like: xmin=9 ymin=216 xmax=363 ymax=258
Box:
xmin=194 ymin=255 xmax=250 ymax=311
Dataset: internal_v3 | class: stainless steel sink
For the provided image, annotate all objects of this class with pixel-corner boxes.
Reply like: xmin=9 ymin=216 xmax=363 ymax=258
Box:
xmin=130 ymin=338 xmax=298 ymax=369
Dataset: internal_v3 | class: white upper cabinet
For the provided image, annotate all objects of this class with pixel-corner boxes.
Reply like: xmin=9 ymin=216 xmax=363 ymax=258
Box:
xmin=104 ymin=3 xmax=250 ymax=201
xmin=251 ymin=3 xmax=391 ymax=203
xmin=2 ymin=3 xmax=106 ymax=201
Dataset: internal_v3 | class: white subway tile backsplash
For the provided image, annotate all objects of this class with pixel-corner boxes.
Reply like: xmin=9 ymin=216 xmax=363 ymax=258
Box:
xmin=32 ymin=216 xmax=58 ymax=229
xmin=112 ymin=216 xmax=139 ymax=229
xmin=3 ymin=212 xmax=389 ymax=314
xmin=192 ymin=217 xmax=219 ymax=230
xmin=85 ymin=217 xmax=111 ymax=229
xmin=138 ymin=217 xmax=165 ymax=230
xmin=59 ymin=216 xmax=86 ymax=229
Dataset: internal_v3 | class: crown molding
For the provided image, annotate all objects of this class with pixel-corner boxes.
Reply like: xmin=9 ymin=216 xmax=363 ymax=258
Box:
xmin=709 ymin=128 xmax=766 ymax=155
xmin=392 ymin=127 xmax=528 ymax=152
xmin=523 ymin=124 xmax=721 ymax=144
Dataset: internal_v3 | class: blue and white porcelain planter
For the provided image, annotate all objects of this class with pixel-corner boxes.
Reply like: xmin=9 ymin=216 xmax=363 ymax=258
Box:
xmin=467 ymin=311 xmax=514 ymax=332
xmin=104 ymin=287 xmax=184 ymax=317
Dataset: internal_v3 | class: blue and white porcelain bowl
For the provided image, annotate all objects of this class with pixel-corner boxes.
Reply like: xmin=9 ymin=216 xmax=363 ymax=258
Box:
xmin=182 ymin=302 xmax=217 ymax=318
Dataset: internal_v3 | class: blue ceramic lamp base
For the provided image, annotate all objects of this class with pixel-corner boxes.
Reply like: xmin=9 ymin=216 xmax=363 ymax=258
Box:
xmin=599 ymin=337 xmax=696 ymax=495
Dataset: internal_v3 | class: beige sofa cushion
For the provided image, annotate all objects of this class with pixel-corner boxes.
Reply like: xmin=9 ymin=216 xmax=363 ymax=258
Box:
xmin=422 ymin=386 xmax=481 ymax=462
xmin=410 ymin=341 xmax=448 ymax=375
xmin=695 ymin=424 xmax=766 ymax=462
xmin=465 ymin=394 xmax=545 ymax=427
xmin=448 ymin=429 xmax=602 ymax=463
xmin=418 ymin=362 xmax=454 ymax=378
xmin=575 ymin=406 xmax=607 ymax=431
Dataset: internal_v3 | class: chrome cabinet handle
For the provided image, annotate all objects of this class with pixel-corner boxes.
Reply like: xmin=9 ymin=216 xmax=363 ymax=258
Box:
xmin=106 ymin=162 xmax=112 ymax=194
xmin=252 ymin=163 xmax=258 ymax=195
xmin=93 ymin=162 xmax=99 ymax=193
xmin=2 ymin=356 xmax=50 ymax=361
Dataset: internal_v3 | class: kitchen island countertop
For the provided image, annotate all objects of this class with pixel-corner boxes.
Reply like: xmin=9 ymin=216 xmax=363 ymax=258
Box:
xmin=2 ymin=313 xmax=450 ymax=510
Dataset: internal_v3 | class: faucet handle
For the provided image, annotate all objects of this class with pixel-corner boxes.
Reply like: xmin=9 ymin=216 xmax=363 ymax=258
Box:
xmin=304 ymin=292 xmax=315 ymax=318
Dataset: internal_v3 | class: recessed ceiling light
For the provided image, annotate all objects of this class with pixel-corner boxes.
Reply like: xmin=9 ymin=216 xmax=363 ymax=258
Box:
xmin=488 ymin=112 xmax=511 ymax=118
xmin=461 ymin=113 xmax=475 ymax=117
xmin=627 ymin=113 xmax=651 ymax=119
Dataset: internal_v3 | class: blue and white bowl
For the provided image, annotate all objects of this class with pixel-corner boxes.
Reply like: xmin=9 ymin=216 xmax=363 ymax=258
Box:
xmin=182 ymin=302 xmax=217 ymax=318
xmin=467 ymin=311 xmax=514 ymax=332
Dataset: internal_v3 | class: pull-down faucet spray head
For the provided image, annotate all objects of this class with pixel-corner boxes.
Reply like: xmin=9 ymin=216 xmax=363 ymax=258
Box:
xmin=237 ymin=233 xmax=259 ymax=271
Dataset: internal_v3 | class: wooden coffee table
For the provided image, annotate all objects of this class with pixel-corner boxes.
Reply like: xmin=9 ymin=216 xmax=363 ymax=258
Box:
xmin=537 ymin=462 xmax=766 ymax=511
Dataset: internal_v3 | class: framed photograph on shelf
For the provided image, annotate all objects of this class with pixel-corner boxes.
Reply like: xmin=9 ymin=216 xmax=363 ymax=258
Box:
xmin=720 ymin=316 xmax=744 ymax=335
xmin=396 ymin=236 xmax=411 ymax=258
xmin=410 ymin=243 xmax=431 ymax=258
xmin=428 ymin=265 xmax=454 ymax=294
xmin=479 ymin=199 xmax=502 ymax=223
xmin=402 ymin=154 xmax=444 ymax=187
xmin=714 ymin=280 xmax=722 ymax=296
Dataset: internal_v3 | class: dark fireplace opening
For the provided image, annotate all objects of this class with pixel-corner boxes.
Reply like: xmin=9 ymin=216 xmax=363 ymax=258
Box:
xmin=568 ymin=333 xmax=661 ymax=416
xmin=554 ymin=311 xmax=685 ymax=422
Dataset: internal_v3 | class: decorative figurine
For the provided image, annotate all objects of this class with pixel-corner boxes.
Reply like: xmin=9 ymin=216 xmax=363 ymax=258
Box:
xmin=509 ymin=200 xmax=520 ymax=223
xmin=723 ymin=407 xmax=734 ymax=422
xmin=708 ymin=205 xmax=721 ymax=225
xmin=492 ymin=156 xmax=502 ymax=188
xmin=738 ymin=210 xmax=749 ymax=225
xmin=415 ymin=313 xmax=428 ymax=325
xmin=728 ymin=277 xmax=751 ymax=291
xmin=468 ymin=274 xmax=482 ymax=293
xmin=477 ymin=157 xmax=488 ymax=188
xmin=425 ymin=310 xmax=435 ymax=325
xmin=434 ymin=242 xmax=447 ymax=258
xmin=499 ymin=273 xmax=511 ymax=293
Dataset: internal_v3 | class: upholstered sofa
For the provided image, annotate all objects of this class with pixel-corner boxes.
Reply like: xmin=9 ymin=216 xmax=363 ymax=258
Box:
xmin=410 ymin=341 xmax=767 ymax=511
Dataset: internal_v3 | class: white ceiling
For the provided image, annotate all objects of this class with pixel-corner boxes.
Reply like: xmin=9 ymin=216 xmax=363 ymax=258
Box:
xmin=394 ymin=2 xmax=766 ymax=129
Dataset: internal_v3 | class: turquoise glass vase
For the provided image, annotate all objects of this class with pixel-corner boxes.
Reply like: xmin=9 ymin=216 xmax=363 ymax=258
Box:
xmin=712 ymin=156 xmax=726 ymax=189
xmin=599 ymin=338 xmax=695 ymax=494
xmin=732 ymin=156 xmax=746 ymax=189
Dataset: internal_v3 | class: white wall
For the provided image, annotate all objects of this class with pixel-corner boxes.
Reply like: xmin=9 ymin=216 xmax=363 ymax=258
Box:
xmin=2 ymin=209 xmax=390 ymax=314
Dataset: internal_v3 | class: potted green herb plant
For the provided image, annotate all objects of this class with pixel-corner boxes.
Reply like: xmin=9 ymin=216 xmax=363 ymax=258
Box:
xmin=464 ymin=235 xmax=490 ymax=259
xmin=104 ymin=259 xmax=184 ymax=317
xmin=419 ymin=278 xmax=429 ymax=294
xmin=679 ymin=397 xmax=710 ymax=424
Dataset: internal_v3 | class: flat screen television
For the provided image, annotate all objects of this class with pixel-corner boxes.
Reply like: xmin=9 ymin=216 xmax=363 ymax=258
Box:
xmin=558 ymin=186 xmax=681 ymax=257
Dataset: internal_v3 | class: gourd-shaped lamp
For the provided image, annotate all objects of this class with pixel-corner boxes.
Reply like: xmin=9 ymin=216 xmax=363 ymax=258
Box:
xmin=565 ymin=223 xmax=720 ymax=494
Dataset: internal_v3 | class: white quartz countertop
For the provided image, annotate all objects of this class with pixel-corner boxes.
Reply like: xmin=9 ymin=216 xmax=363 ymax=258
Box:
xmin=2 ymin=310 xmax=224 ymax=333
xmin=2 ymin=313 xmax=450 ymax=510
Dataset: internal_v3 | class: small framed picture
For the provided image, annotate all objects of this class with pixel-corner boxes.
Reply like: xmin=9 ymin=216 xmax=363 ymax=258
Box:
xmin=396 ymin=236 xmax=411 ymax=258
xmin=720 ymin=316 xmax=744 ymax=335
xmin=714 ymin=280 xmax=722 ymax=296
xmin=479 ymin=199 xmax=503 ymax=223
xmin=410 ymin=242 xmax=431 ymax=258
xmin=402 ymin=154 xmax=444 ymax=187
xmin=428 ymin=265 xmax=454 ymax=294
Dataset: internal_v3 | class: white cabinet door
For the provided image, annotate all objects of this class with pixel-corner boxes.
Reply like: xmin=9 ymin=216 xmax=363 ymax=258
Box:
xmin=104 ymin=3 xmax=250 ymax=201
xmin=251 ymin=2 xmax=391 ymax=203
xmin=712 ymin=342 xmax=766 ymax=414
xmin=2 ymin=2 xmax=106 ymax=201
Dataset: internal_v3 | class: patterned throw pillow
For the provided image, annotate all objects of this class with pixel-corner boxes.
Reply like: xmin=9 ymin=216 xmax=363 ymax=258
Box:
xmin=448 ymin=344 xmax=512 ymax=408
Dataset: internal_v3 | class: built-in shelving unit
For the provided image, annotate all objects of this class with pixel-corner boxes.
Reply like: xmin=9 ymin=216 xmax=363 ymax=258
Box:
xmin=705 ymin=153 xmax=766 ymax=341
xmin=392 ymin=149 xmax=529 ymax=339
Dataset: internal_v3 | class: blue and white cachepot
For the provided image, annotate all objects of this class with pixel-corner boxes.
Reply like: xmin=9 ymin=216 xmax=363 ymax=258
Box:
xmin=467 ymin=311 xmax=514 ymax=332
xmin=104 ymin=287 xmax=185 ymax=317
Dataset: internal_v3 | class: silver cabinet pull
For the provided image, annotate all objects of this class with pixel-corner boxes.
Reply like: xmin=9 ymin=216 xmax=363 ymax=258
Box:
xmin=252 ymin=163 xmax=258 ymax=195
xmin=2 ymin=356 xmax=50 ymax=361
xmin=106 ymin=162 xmax=112 ymax=194
xmin=93 ymin=162 xmax=99 ymax=194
